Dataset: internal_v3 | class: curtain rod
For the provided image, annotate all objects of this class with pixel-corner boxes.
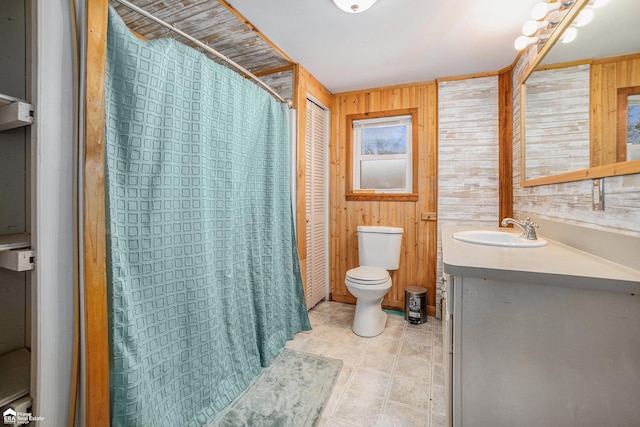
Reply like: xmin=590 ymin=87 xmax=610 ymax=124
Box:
xmin=112 ymin=0 xmax=289 ymax=105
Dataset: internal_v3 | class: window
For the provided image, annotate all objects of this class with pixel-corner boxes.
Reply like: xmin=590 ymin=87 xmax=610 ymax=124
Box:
xmin=347 ymin=109 xmax=418 ymax=201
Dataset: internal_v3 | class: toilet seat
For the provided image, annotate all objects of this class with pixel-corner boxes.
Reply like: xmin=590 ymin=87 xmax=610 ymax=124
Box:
xmin=346 ymin=266 xmax=390 ymax=285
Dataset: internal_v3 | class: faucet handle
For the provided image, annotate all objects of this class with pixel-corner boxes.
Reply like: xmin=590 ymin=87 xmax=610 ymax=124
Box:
xmin=523 ymin=218 xmax=539 ymax=239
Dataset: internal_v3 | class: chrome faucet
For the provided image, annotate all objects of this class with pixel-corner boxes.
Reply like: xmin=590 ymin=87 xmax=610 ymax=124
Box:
xmin=501 ymin=217 xmax=539 ymax=240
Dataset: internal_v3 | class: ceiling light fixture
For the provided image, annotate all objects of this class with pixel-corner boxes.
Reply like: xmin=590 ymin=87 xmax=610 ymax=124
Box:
xmin=332 ymin=0 xmax=378 ymax=14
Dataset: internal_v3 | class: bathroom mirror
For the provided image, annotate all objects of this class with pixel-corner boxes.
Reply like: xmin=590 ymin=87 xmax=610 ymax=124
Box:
xmin=521 ymin=0 xmax=640 ymax=185
xmin=617 ymin=88 xmax=640 ymax=162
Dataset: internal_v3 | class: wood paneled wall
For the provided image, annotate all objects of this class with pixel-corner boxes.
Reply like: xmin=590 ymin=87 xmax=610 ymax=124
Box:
xmin=330 ymin=82 xmax=438 ymax=313
xmin=591 ymin=53 xmax=640 ymax=166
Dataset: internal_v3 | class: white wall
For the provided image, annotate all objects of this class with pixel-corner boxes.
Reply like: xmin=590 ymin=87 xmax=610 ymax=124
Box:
xmin=437 ymin=76 xmax=500 ymax=283
xmin=30 ymin=0 xmax=76 ymax=424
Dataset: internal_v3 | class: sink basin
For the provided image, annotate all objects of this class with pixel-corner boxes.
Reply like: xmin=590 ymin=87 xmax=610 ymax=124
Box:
xmin=453 ymin=230 xmax=547 ymax=248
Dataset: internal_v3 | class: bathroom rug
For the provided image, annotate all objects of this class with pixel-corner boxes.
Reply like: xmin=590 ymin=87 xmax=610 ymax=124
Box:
xmin=208 ymin=349 xmax=342 ymax=427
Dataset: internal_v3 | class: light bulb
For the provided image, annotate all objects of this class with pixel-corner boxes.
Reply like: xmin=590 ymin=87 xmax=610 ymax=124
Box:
xmin=522 ymin=19 xmax=548 ymax=36
xmin=531 ymin=2 xmax=561 ymax=20
xmin=531 ymin=2 xmax=549 ymax=20
xmin=515 ymin=35 xmax=538 ymax=51
xmin=575 ymin=8 xmax=594 ymax=27
xmin=561 ymin=27 xmax=578 ymax=43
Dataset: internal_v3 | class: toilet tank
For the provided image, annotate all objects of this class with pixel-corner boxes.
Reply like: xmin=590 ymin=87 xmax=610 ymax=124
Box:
xmin=357 ymin=226 xmax=404 ymax=270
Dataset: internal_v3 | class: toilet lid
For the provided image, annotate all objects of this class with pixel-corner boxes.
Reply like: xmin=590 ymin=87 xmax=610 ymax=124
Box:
xmin=346 ymin=266 xmax=390 ymax=285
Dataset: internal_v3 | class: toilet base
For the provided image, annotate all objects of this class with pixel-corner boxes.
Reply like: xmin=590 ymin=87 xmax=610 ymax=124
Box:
xmin=352 ymin=299 xmax=388 ymax=337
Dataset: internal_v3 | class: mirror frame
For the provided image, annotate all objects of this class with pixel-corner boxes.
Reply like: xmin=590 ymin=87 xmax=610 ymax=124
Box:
xmin=617 ymin=86 xmax=640 ymax=161
xmin=519 ymin=0 xmax=640 ymax=187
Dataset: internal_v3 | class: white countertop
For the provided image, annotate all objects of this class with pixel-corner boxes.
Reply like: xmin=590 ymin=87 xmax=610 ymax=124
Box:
xmin=442 ymin=226 xmax=640 ymax=294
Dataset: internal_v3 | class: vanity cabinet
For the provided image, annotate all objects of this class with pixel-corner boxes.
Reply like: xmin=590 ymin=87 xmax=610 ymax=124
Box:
xmin=442 ymin=226 xmax=640 ymax=427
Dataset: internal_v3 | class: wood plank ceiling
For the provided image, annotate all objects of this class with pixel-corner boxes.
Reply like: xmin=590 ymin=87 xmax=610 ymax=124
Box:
xmin=108 ymin=0 xmax=293 ymax=76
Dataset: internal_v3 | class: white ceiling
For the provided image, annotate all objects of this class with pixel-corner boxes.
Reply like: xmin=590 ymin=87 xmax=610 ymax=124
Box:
xmin=227 ymin=0 xmax=542 ymax=93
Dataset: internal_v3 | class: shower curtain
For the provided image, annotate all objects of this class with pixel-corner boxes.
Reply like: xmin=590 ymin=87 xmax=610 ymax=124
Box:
xmin=104 ymin=7 xmax=311 ymax=426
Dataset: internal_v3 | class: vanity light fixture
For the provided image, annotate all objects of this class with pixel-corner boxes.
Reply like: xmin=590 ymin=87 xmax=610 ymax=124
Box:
xmin=516 ymin=1 xmax=574 ymax=50
xmin=530 ymin=0 xmax=574 ymax=20
xmin=514 ymin=35 xmax=540 ymax=50
xmin=522 ymin=19 xmax=548 ymax=36
xmin=332 ymin=0 xmax=378 ymax=13
xmin=514 ymin=34 xmax=551 ymax=51
xmin=514 ymin=0 xmax=609 ymax=51
xmin=522 ymin=16 xmax=562 ymax=36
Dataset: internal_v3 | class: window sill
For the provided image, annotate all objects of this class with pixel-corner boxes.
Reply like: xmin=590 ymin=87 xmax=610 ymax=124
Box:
xmin=345 ymin=193 xmax=418 ymax=202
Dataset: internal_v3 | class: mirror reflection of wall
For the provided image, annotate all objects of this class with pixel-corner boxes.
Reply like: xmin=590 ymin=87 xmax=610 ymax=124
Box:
xmin=592 ymin=58 xmax=640 ymax=167
xmin=628 ymin=95 xmax=640 ymax=160
xmin=521 ymin=0 xmax=640 ymax=185
xmin=524 ymin=64 xmax=590 ymax=181
xmin=618 ymin=88 xmax=640 ymax=161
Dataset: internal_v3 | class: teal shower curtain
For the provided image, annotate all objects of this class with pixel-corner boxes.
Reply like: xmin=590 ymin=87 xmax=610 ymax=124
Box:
xmin=104 ymin=7 xmax=310 ymax=426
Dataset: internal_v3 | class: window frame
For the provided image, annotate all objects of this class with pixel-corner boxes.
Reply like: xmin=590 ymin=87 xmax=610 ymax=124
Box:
xmin=346 ymin=108 xmax=419 ymax=201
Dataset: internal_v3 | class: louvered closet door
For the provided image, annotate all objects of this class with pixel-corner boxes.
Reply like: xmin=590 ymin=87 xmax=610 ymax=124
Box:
xmin=305 ymin=99 xmax=327 ymax=309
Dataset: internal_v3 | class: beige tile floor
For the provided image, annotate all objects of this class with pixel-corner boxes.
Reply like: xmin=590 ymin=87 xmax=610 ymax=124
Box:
xmin=285 ymin=300 xmax=445 ymax=427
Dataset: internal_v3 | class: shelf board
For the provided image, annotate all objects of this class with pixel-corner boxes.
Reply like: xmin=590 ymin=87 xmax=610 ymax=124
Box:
xmin=0 ymin=93 xmax=23 ymax=106
xmin=0 ymin=101 xmax=34 ymax=131
xmin=0 ymin=348 xmax=30 ymax=408
xmin=0 ymin=94 xmax=33 ymax=131
xmin=0 ymin=234 xmax=31 ymax=252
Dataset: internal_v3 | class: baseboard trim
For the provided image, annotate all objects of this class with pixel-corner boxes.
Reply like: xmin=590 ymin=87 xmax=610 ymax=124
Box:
xmin=329 ymin=293 xmax=436 ymax=317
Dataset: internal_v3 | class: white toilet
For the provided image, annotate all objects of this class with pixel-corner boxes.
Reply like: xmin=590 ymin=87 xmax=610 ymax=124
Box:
xmin=345 ymin=225 xmax=403 ymax=337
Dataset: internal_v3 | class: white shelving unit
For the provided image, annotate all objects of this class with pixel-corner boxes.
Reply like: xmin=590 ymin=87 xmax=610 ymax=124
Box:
xmin=0 ymin=234 xmax=33 ymax=409
xmin=0 ymin=348 xmax=30 ymax=409
xmin=0 ymin=94 xmax=33 ymax=132
xmin=0 ymin=93 xmax=34 ymax=273
xmin=1 ymin=2 xmax=36 ymax=419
